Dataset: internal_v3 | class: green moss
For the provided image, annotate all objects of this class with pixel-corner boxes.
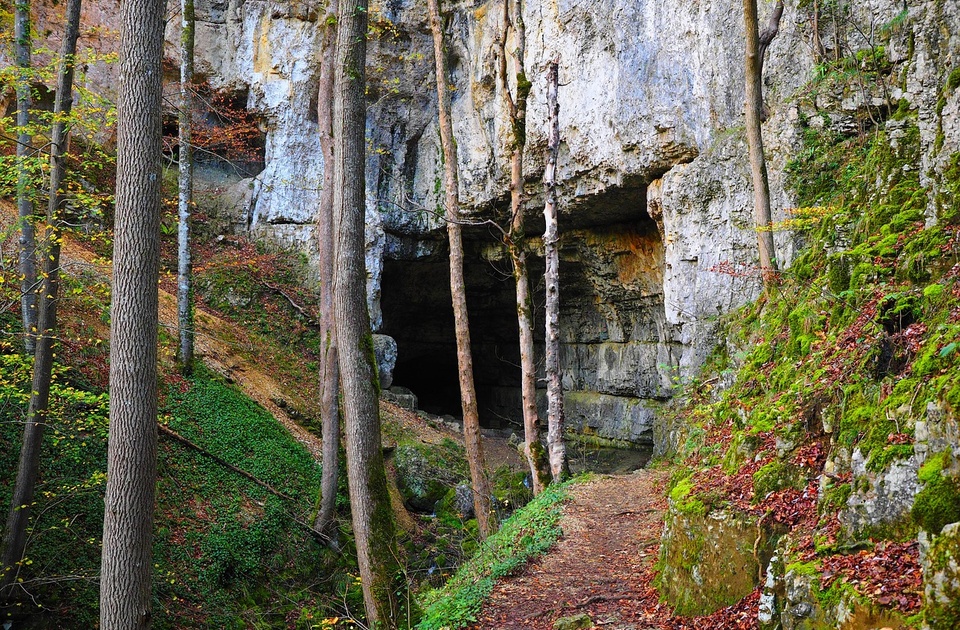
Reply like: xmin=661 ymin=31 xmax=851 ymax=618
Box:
xmin=785 ymin=560 xmax=819 ymax=577
xmin=361 ymin=331 xmax=381 ymax=396
xmin=669 ymin=475 xmax=706 ymax=516
xmin=892 ymin=97 xmax=913 ymax=120
xmin=753 ymin=460 xmax=805 ymax=500
xmin=947 ymin=67 xmax=960 ymax=92
xmin=821 ymin=482 xmax=852 ymax=513
xmin=827 ymin=255 xmax=851 ymax=295
xmin=920 ymin=450 xmax=951 ymax=484
xmin=912 ymin=474 xmax=960 ymax=534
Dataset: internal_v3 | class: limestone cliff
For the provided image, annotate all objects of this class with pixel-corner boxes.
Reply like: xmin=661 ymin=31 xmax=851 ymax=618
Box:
xmin=18 ymin=0 xmax=960 ymax=445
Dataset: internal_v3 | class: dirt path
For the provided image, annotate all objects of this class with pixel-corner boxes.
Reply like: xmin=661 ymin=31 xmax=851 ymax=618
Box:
xmin=476 ymin=470 xmax=669 ymax=630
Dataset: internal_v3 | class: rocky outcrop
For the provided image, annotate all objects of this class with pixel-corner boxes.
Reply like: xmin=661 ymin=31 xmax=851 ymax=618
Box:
xmin=658 ymin=504 xmax=781 ymax=616
xmin=17 ymin=0 xmax=960 ymax=444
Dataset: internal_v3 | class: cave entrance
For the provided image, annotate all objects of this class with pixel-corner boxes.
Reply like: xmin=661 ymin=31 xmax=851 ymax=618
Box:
xmin=380 ymin=238 xmax=527 ymax=428
xmin=380 ymin=207 xmax=670 ymax=436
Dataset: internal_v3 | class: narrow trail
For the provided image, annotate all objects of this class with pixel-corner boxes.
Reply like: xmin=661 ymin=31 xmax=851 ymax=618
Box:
xmin=477 ymin=470 xmax=669 ymax=630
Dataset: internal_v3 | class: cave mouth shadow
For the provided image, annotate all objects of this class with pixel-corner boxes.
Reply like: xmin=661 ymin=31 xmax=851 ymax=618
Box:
xmin=381 ymin=238 xmax=529 ymax=429
xmin=380 ymin=211 xmax=668 ymax=432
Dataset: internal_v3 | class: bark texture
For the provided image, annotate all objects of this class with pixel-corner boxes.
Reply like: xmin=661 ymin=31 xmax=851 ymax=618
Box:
xmin=332 ymin=1 xmax=401 ymax=624
xmin=498 ymin=0 xmax=550 ymax=495
xmin=428 ymin=0 xmax=496 ymax=539
xmin=177 ymin=0 xmax=196 ymax=373
xmin=99 ymin=1 xmax=165 ymax=627
xmin=0 ymin=0 xmax=81 ymax=598
xmin=15 ymin=0 xmax=37 ymax=353
xmin=313 ymin=0 xmax=341 ymax=538
xmin=543 ymin=60 xmax=568 ymax=483
xmin=744 ymin=0 xmax=781 ymax=285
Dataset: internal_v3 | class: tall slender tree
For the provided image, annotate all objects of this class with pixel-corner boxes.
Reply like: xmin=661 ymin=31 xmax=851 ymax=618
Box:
xmin=542 ymin=60 xmax=568 ymax=483
xmin=744 ymin=0 xmax=784 ymax=287
xmin=427 ymin=0 xmax=496 ymax=539
xmin=313 ymin=0 xmax=341 ymax=539
xmin=0 ymin=0 xmax=82 ymax=598
xmin=99 ymin=0 xmax=165 ymax=626
xmin=497 ymin=0 xmax=550 ymax=494
xmin=177 ymin=0 xmax=196 ymax=373
xmin=14 ymin=0 xmax=37 ymax=353
xmin=332 ymin=0 xmax=402 ymax=624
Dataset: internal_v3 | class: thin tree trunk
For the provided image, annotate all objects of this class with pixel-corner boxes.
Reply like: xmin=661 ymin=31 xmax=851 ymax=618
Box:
xmin=0 ymin=0 xmax=81 ymax=599
xmin=100 ymin=0 xmax=165 ymax=627
xmin=744 ymin=0 xmax=779 ymax=286
xmin=332 ymin=1 xmax=401 ymax=625
xmin=313 ymin=0 xmax=341 ymax=539
xmin=811 ymin=0 xmax=825 ymax=60
xmin=498 ymin=0 xmax=550 ymax=494
xmin=428 ymin=0 xmax=496 ymax=539
xmin=15 ymin=0 xmax=37 ymax=353
xmin=758 ymin=0 xmax=785 ymax=76
xmin=177 ymin=0 xmax=195 ymax=373
xmin=542 ymin=60 xmax=568 ymax=483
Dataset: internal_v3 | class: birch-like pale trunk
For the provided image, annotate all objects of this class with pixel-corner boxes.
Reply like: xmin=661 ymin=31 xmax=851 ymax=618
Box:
xmin=100 ymin=0 xmax=164 ymax=626
xmin=498 ymin=0 xmax=550 ymax=495
xmin=177 ymin=0 xmax=196 ymax=373
xmin=0 ymin=0 xmax=81 ymax=599
xmin=543 ymin=60 xmax=568 ymax=483
xmin=428 ymin=0 xmax=496 ymax=539
xmin=313 ymin=0 xmax=341 ymax=539
xmin=333 ymin=0 xmax=401 ymax=624
xmin=15 ymin=0 xmax=37 ymax=353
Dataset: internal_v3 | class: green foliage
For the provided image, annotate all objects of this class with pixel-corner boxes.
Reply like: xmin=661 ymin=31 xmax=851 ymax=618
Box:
xmin=911 ymin=475 xmax=960 ymax=535
xmin=0 ymin=350 xmax=108 ymax=627
xmin=753 ymin=460 xmax=804 ymax=500
xmin=947 ymin=67 xmax=960 ymax=93
xmin=416 ymin=479 xmax=577 ymax=630
xmin=0 ymin=343 xmax=330 ymax=627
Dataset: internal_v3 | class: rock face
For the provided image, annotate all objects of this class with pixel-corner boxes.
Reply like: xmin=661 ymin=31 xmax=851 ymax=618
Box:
xmin=19 ymin=0 xmax=960 ymax=444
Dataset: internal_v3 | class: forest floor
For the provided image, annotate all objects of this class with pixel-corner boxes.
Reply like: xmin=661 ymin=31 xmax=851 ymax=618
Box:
xmin=475 ymin=471 xmax=673 ymax=630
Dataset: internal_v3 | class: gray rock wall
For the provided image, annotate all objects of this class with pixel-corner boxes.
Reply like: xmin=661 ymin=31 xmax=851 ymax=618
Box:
xmin=158 ymin=0 xmax=960 ymax=442
xmin=18 ymin=0 xmax=960 ymax=443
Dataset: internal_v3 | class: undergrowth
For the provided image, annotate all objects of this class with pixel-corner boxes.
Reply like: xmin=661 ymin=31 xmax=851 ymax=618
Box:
xmin=660 ymin=109 xmax=960 ymax=622
xmin=416 ymin=477 xmax=578 ymax=630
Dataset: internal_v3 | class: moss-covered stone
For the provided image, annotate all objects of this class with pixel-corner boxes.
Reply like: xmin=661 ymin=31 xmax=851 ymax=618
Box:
xmin=922 ymin=523 xmax=960 ymax=629
xmin=753 ymin=460 xmax=805 ymax=500
xmin=394 ymin=439 xmax=467 ymax=512
xmin=656 ymin=507 xmax=781 ymax=616
xmin=912 ymin=474 xmax=960 ymax=535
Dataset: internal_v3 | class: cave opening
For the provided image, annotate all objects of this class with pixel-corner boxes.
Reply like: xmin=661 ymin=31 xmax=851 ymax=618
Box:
xmin=381 ymin=210 xmax=669 ymax=439
xmin=380 ymin=237 xmax=532 ymax=428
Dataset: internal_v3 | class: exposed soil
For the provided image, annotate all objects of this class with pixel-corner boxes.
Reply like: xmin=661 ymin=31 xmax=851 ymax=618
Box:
xmin=476 ymin=471 xmax=670 ymax=630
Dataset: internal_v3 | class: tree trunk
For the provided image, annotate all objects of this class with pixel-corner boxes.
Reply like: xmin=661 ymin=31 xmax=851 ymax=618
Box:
xmin=332 ymin=1 xmax=401 ymax=625
xmin=758 ymin=0 xmax=785 ymax=77
xmin=542 ymin=60 xmax=568 ymax=483
xmin=428 ymin=0 xmax=496 ymax=539
xmin=99 ymin=1 xmax=165 ymax=627
xmin=177 ymin=0 xmax=195 ymax=374
xmin=0 ymin=0 xmax=81 ymax=599
xmin=498 ymin=0 xmax=550 ymax=495
xmin=15 ymin=0 xmax=37 ymax=353
xmin=744 ymin=0 xmax=779 ymax=286
xmin=313 ymin=0 xmax=341 ymax=539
